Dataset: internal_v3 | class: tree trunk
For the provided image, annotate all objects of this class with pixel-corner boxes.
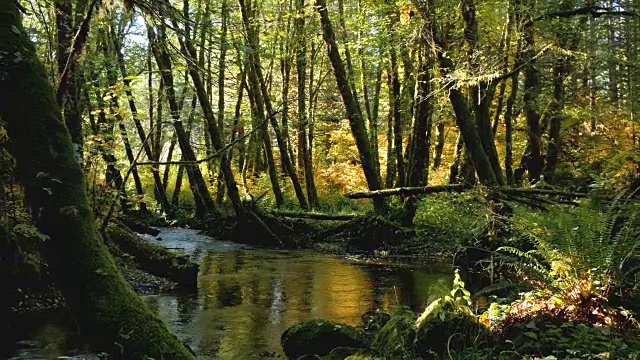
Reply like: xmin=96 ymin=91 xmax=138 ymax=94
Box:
xmin=432 ymin=121 xmax=446 ymax=170
xmin=522 ymin=3 xmax=543 ymax=183
xmin=462 ymin=0 xmax=503 ymax=184
xmin=163 ymin=132 xmax=177 ymax=189
xmin=112 ymin=30 xmax=170 ymax=212
xmin=215 ymin=0 xmax=229 ymax=204
xmin=88 ymin=69 xmax=130 ymax=213
xmin=174 ymin=18 xmax=246 ymax=218
xmin=385 ymin=72 xmax=396 ymax=189
xmin=239 ymin=0 xmax=309 ymax=209
xmin=295 ymin=0 xmax=319 ymax=208
xmin=0 ymin=5 xmax=194 ymax=358
xmin=315 ymin=0 xmax=385 ymax=212
xmin=56 ymin=0 xmax=85 ymax=165
xmin=246 ymin=74 xmax=284 ymax=206
xmin=544 ymin=0 xmax=577 ymax=182
xmin=418 ymin=2 xmax=503 ymax=186
xmin=101 ymin=30 xmax=148 ymax=213
xmin=390 ymin=48 xmax=404 ymax=188
xmin=504 ymin=69 xmax=519 ymax=186
xmin=402 ymin=52 xmax=433 ymax=225
xmin=147 ymin=20 xmax=221 ymax=218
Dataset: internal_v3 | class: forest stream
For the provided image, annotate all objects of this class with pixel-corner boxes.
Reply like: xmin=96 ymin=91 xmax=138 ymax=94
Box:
xmin=10 ymin=227 xmax=454 ymax=360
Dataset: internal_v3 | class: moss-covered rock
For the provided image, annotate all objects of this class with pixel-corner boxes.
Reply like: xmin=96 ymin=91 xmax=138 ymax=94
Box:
xmin=414 ymin=311 xmax=485 ymax=358
xmin=281 ymin=319 xmax=370 ymax=359
xmin=320 ymin=346 xmax=371 ymax=360
xmin=371 ymin=307 xmax=417 ymax=358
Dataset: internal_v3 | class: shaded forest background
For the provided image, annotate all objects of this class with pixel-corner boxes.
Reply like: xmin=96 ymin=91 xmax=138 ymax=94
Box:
xmin=2 ymin=0 xmax=638 ymax=222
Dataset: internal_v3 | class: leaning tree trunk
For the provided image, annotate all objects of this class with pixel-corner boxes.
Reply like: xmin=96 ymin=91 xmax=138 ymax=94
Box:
xmin=316 ymin=0 xmax=386 ymax=212
xmin=111 ymin=26 xmax=171 ymax=213
xmin=177 ymin=25 xmax=246 ymax=218
xmin=147 ymin=21 xmax=220 ymax=218
xmin=239 ymin=0 xmax=309 ymax=209
xmin=419 ymin=1 xmax=503 ymax=186
xmin=0 ymin=4 xmax=194 ymax=359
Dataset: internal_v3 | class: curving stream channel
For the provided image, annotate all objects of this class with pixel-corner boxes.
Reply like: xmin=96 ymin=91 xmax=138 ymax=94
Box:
xmin=11 ymin=227 xmax=454 ymax=359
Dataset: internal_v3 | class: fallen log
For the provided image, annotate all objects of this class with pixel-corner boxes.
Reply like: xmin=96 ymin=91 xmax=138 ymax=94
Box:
xmin=117 ymin=216 xmax=161 ymax=236
xmin=345 ymin=184 xmax=468 ymax=199
xmin=271 ymin=210 xmax=358 ymax=221
xmin=344 ymin=184 xmax=590 ymax=201
xmin=103 ymin=223 xmax=198 ymax=291
xmin=498 ymin=188 xmax=589 ymax=198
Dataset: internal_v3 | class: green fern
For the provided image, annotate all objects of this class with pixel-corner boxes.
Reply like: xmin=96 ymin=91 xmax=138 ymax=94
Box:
xmin=503 ymin=196 xmax=638 ymax=298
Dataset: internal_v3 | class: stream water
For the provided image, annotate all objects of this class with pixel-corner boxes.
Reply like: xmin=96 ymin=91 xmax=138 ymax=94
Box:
xmin=10 ymin=227 xmax=454 ymax=359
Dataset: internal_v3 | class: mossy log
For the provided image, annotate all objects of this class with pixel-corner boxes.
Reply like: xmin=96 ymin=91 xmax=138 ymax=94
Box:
xmin=345 ymin=184 xmax=468 ymax=199
xmin=281 ymin=319 xmax=370 ymax=359
xmin=104 ymin=223 xmax=198 ymax=290
xmin=0 ymin=5 xmax=194 ymax=359
xmin=117 ymin=216 xmax=161 ymax=236
xmin=345 ymin=184 xmax=590 ymax=200
xmin=270 ymin=210 xmax=357 ymax=221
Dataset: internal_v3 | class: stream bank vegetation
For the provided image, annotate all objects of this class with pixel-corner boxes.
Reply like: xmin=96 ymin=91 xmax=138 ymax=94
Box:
xmin=1 ymin=0 xmax=639 ymax=358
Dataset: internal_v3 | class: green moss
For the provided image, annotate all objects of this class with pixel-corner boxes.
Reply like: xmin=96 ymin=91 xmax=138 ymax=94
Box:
xmin=104 ymin=223 xmax=198 ymax=289
xmin=281 ymin=319 xmax=371 ymax=359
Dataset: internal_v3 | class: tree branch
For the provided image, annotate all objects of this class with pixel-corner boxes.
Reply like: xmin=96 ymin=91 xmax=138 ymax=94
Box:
xmin=134 ymin=113 xmax=274 ymax=166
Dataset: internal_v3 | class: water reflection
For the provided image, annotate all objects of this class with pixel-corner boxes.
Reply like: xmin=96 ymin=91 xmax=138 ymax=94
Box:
xmin=145 ymin=246 xmax=453 ymax=359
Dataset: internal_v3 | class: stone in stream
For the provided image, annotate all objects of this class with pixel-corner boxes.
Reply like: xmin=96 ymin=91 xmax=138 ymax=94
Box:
xmin=281 ymin=319 xmax=370 ymax=359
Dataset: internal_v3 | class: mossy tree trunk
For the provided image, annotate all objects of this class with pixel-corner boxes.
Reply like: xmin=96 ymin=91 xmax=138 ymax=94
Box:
xmin=146 ymin=20 xmax=220 ymax=218
xmin=316 ymin=0 xmax=386 ymax=212
xmin=418 ymin=2 xmax=504 ymax=186
xmin=0 ymin=4 xmax=194 ymax=359
xmin=403 ymin=50 xmax=433 ymax=225
xmin=239 ymin=0 xmax=309 ymax=210
xmin=56 ymin=0 xmax=88 ymax=165
xmin=111 ymin=25 xmax=171 ymax=213
xmin=544 ymin=0 xmax=575 ymax=183
xmin=173 ymin=13 xmax=246 ymax=219
xmin=521 ymin=0 xmax=543 ymax=184
xmin=295 ymin=0 xmax=319 ymax=208
xmin=386 ymin=0 xmax=404 ymax=188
